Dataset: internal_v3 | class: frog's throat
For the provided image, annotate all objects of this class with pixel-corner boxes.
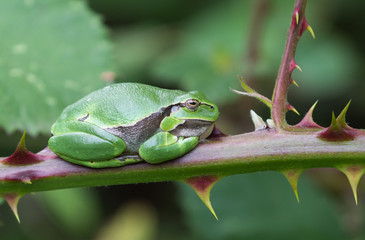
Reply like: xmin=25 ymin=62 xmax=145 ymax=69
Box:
xmin=168 ymin=119 xmax=214 ymax=138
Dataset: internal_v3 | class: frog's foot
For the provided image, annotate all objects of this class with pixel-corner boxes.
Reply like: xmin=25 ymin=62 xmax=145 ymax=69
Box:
xmin=114 ymin=155 xmax=144 ymax=165
xmin=57 ymin=153 xmax=143 ymax=168
xmin=115 ymin=154 xmax=140 ymax=161
xmin=139 ymin=132 xmax=199 ymax=164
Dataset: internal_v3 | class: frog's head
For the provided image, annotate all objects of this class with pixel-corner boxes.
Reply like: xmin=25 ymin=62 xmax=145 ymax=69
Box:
xmin=163 ymin=91 xmax=219 ymax=138
xmin=172 ymin=90 xmax=219 ymax=122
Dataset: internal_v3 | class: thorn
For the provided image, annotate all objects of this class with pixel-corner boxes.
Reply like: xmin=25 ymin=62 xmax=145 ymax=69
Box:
xmin=2 ymin=131 xmax=45 ymax=166
xmin=291 ymin=8 xmax=300 ymax=28
xmin=295 ymin=100 xmax=322 ymax=129
xmin=295 ymin=12 xmax=299 ymax=25
xmin=282 ymin=169 xmax=303 ymax=203
xmin=295 ymin=64 xmax=302 ymax=72
xmin=309 ymin=100 xmax=319 ymax=114
xmin=250 ymin=110 xmax=266 ymax=131
xmin=17 ymin=131 xmax=27 ymax=152
xmin=307 ymin=25 xmax=315 ymax=39
xmin=292 ymin=107 xmax=300 ymax=116
xmin=336 ymin=100 xmax=352 ymax=127
xmin=339 ymin=166 xmax=365 ymax=205
xmin=287 ymin=103 xmax=300 ymax=115
xmin=290 ymin=78 xmax=299 ymax=87
xmin=3 ymin=194 xmax=23 ymax=223
xmin=318 ymin=105 xmax=358 ymax=141
xmin=184 ymin=176 xmax=221 ymax=220
xmin=290 ymin=60 xmax=303 ymax=73
xmin=330 ymin=111 xmax=337 ymax=127
xmin=299 ymin=16 xmax=315 ymax=39
xmin=290 ymin=59 xmax=297 ymax=72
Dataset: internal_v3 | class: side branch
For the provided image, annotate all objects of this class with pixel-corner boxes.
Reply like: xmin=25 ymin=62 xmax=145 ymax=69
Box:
xmin=272 ymin=0 xmax=309 ymax=129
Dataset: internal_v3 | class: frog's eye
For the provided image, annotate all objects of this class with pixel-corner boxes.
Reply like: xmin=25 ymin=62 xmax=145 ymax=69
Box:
xmin=185 ymin=99 xmax=200 ymax=111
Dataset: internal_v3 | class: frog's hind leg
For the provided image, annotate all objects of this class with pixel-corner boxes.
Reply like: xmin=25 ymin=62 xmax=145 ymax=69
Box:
xmin=49 ymin=120 xmax=134 ymax=168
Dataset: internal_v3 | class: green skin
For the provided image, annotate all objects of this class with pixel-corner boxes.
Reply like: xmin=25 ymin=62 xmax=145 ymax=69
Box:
xmin=48 ymin=83 xmax=219 ymax=168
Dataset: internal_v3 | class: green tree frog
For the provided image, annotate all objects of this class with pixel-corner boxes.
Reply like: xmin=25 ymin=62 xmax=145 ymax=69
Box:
xmin=48 ymin=83 xmax=219 ymax=168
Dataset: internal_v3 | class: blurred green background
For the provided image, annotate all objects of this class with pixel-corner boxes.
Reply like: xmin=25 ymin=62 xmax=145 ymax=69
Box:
xmin=1 ymin=0 xmax=365 ymax=239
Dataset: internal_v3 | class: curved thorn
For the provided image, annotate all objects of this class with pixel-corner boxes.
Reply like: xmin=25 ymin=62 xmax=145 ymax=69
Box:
xmin=290 ymin=59 xmax=297 ymax=72
xmin=295 ymin=100 xmax=322 ymax=129
xmin=295 ymin=12 xmax=299 ymax=25
xmin=336 ymin=100 xmax=352 ymax=126
xmin=339 ymin=166 xmax=365 ymax=205
xmin=307 ymin=25 xmax=315 ymax=39
xmin=295 ymin=64 xmax=302 ymax=72
xmin=3 ymin=194 xmax=22 ymax=223
xmin=318 ymin=109 xmax=356 ymax=141
xmin=288 ymin=104 xmax=300 ymax=116
xmin=291 ymin=79 xmax=299 ymax=87
xmin=330 ymin=112 xmax=337 ymax=127
xmin=305 ymin=100 xmax=319 ymax=120
xmin=184 ymin=176 xmax=221 ymax=220
xmin=292 ymin=108 xmax=300 ymax=116
xmin=310 ymin=100 xmax=319 ymax=111
xmin=282 ymin=169 xmax=303 ymax=203
xmin=17 ymin=131 xmax=27 ymax=152
xmin=2 ymin=131 xmax=45 ymax=165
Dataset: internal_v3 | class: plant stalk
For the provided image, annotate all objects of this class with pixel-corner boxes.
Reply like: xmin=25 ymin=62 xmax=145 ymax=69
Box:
xmin=1 ymin=129 xmax=365 ymax=195
xmin=272 ymin=0 xmax=307 ymax=130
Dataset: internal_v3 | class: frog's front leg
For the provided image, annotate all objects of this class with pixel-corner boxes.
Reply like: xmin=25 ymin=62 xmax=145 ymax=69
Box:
xmin=49 ymin=121 xmax=141 ymax=168
xmin=139 ymin=132 xmax=199 ymax=164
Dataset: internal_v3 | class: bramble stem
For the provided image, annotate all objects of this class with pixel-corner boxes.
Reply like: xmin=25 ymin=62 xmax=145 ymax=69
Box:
xmin=272 ymin=0 xmax=306 ymax=130
xmin=1 ymin=129 xmax=365 ymax=195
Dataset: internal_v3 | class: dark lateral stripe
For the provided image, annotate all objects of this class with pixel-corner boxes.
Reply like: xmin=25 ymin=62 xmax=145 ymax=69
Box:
xmin=103 ymin=106 xmax=173 ymax=152
xmin=78 ymin=113 xmax=89 ymax=122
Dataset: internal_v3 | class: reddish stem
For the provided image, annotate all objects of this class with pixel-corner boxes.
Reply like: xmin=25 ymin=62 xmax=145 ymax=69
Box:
xmin=271 ymin=0 xmax=307 ymax=130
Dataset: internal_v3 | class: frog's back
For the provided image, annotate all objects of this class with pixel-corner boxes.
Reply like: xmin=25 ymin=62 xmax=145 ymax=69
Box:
xmin=56 ymin=83 xmax=186 ymax=128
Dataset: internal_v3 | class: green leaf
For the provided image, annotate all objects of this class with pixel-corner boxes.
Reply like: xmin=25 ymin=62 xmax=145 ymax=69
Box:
xmin=0 ymin=0 xmax=114 ymax=135
xmin=178 ymin=172 xmax=347 ymax=239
